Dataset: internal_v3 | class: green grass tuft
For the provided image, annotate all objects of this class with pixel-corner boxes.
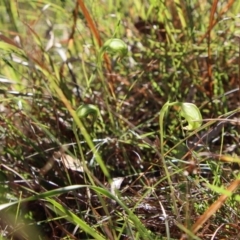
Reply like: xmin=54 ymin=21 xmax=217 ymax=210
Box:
xmin=0 ymin=0 xmax=240 ymax=239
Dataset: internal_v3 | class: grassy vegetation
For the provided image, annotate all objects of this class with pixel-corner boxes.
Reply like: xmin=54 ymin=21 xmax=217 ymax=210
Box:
xmin=0 ymin=0 xmax=240 ymax=239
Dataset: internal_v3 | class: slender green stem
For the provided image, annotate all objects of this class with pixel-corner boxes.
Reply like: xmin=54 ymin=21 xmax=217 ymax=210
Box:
xmin=159 ymin=101 xmax=203 ymax=223
xmin=159 ymin=102 xmax=179 ymax=219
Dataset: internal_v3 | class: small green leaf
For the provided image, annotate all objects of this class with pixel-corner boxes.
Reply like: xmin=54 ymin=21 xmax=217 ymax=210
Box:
xmin=102 ymin=38 xmax=128 ymax=57
xmin=180 ymin=103 xmax=202 ymax=130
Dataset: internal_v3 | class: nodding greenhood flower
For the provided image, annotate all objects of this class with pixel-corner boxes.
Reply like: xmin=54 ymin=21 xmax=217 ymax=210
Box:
xmin=180 ymin=103 xmax=202 ymax=130
xmin=76 ymin=104 xmax=99 ymax=124
xmin=102 ymin=38 xmax=128 ymax=58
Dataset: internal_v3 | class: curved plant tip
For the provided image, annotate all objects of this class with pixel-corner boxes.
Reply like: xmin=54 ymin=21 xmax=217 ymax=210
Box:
xmin=180 ymin=103 xmax=202 ymax=130
xmin=102 ymin=38 xmax=128 ymax=58
xmin=76 ymin=104 xmax=99 ymax=123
